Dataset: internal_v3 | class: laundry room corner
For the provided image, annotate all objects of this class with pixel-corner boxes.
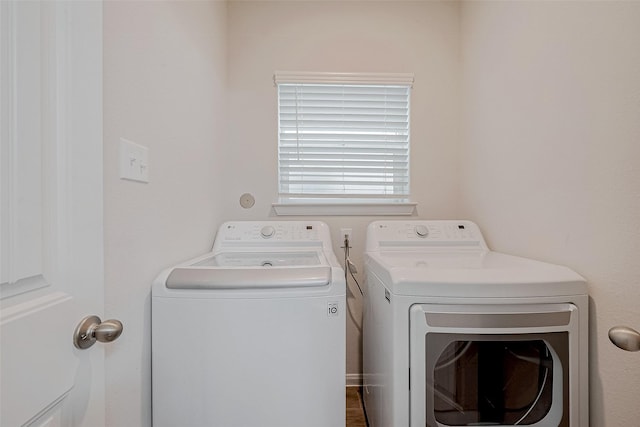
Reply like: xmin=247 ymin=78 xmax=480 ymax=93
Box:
xmin=91 ymin=0 xmax=640 ymax=426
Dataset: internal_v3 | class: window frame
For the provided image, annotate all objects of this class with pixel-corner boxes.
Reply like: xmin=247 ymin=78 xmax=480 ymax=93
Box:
xmin=273 ymin=72 xmax=416 ymax=216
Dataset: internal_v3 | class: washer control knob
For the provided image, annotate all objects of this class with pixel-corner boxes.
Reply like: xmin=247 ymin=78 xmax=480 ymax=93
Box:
xmin=415 ymin=225 xmax=429 ymax=238
xmin=260 ymin=225 xmax=275 ymax=239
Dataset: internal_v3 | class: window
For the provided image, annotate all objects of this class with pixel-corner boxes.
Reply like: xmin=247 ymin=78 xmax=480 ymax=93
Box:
xmin=274 ymin=72 xmax=415 ymax=215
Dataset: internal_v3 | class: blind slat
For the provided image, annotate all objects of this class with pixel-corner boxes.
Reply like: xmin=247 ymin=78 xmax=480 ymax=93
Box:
xmin=280 ymin=156 xmax=408 ymax=162
xmin=280 ymin=135 xmax=409 ymax=143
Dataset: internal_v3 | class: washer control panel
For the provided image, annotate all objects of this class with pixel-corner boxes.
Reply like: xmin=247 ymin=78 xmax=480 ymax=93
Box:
xmin=366 ymin=220 xmax=488 ymax=251
xmin=217 ymin=221 xmax=326 ymax=244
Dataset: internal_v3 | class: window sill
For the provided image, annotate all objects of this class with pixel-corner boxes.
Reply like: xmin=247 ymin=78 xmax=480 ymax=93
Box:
xmin=272 ymin=199 xmax=417 ymax=216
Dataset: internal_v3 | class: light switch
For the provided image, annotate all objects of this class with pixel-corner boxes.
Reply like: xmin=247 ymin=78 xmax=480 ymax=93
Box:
xmin=119 ymin=138 xmax=149 ymax=183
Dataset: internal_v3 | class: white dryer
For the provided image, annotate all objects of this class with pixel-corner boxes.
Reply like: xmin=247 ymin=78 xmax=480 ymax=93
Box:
xmin=362 ymin=220 xmax=588 ymax=427
xmin=152 ymin=221 xmax=345 ymax=427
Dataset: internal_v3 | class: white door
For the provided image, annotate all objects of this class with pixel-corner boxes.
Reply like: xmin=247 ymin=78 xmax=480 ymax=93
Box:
xmin=1 ymin=2 xmax=110 ymax=426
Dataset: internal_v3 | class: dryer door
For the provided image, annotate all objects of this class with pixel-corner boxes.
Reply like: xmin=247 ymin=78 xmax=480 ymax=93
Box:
xmin=409 ymin=303 xmax=580 ymax=427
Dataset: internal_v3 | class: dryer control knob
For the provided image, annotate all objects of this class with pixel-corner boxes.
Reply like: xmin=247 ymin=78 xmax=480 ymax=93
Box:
xmin=260 ymin=225 xmax=276 ymax=238
xmin=415 ymin=225 xmax=429 ymax=238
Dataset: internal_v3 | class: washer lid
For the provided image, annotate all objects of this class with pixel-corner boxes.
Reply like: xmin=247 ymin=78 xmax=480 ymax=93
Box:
xmin=166 ymin=265 xmax=331 ymax=290
xmin=163 ymin=248 xmax=334 ymax=290
xmin=194 ymin=251 xmax=322 ymax=267
xmin=365 ymin=250 xmax=587 ymax=298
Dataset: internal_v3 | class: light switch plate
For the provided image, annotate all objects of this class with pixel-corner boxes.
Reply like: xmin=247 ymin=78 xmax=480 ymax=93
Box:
xmin=119 ymin=138 xmax=149 ymax=183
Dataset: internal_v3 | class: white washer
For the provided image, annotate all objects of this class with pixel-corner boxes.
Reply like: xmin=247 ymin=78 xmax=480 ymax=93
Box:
xmin=363 ymin=220 xmax=588 ymax=427
xmin=152 ymin=221 xmax=345 ymax=427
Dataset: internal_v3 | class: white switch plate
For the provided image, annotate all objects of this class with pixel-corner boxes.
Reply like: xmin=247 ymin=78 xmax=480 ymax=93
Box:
xmin=119 ymin=138 xmax=149 ymax=183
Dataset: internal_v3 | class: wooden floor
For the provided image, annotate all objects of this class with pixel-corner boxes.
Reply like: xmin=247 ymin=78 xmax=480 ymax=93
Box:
xmin=346 ymin=387 xmax=368 ymax=427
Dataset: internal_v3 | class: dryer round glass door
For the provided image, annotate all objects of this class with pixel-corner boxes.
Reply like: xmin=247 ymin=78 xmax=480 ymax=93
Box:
xmin=427 ymin=334 xmax=567 ymax=426
xmin=409 ymin=303 xmax=580 ymax=427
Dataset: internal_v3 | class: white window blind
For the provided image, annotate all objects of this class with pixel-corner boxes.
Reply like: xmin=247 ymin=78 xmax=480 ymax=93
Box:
xmin=276 ymin=74 xmax=412 ymax=201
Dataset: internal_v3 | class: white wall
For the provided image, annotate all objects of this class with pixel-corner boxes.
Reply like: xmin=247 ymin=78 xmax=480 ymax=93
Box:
xmin=225 ymin=0 xmax=461 ymax=381
xmin=103 ymin=1 xmax=227 ymax=425
xmin=460 ymin=1 xmax=640 ymax=425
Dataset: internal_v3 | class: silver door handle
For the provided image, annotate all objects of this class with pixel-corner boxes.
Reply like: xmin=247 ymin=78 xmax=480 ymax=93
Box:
xmin=73 ymin=315 xmax=123 ymax=350
xmin=608 ymin=326 xmax=640 ymax=352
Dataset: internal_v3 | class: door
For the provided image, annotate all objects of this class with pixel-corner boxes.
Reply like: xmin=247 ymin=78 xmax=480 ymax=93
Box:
xmin=1 ymin=1 xmax=107 ymax=426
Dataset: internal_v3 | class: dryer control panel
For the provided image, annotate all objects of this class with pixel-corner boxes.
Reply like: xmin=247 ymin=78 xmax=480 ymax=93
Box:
xmin=365 ymin=220 xmax=488 ymax=251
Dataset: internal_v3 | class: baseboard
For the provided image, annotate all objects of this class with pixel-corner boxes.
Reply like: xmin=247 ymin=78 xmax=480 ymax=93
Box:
xmin=346 ymin=373 xmax=363 ymax=387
